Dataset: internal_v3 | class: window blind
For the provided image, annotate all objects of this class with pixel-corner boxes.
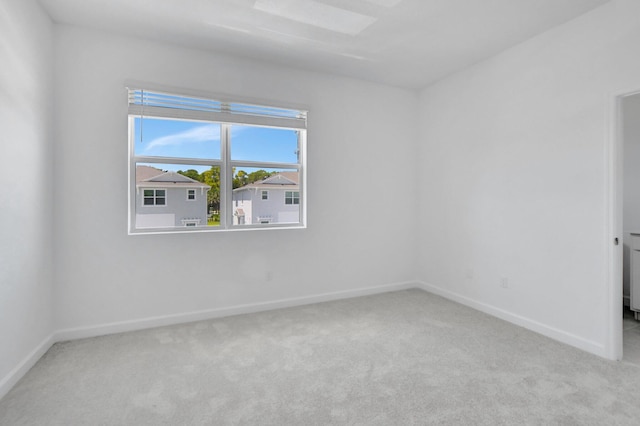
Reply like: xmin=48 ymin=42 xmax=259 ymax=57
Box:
xmin=127 ymin=89 xmax=307 ymax=130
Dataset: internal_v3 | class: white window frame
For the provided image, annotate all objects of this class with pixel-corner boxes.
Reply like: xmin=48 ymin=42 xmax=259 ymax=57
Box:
xmin=285 ymin=191 xmax=300 ymax=205
xmin=142 ymin=188 xmax=167 ymax=207
xmin=261 ymin=190 xmax=269 ymax=200
xmin=127 ymin=87 xmax=307 ymax=234
xmin=187 ymin=189 xmax=196 ymax=201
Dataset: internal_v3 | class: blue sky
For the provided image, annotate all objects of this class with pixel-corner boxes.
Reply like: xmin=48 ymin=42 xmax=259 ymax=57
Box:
xmin=134 ymin=118 xmax=299 ymax=170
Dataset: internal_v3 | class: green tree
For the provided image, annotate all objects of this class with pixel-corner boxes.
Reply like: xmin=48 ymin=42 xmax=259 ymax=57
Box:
xmin=233 ymin=169 xmax=248 ymax=189
xmin=202 ymin=166 xmax=221 ymax=212
xmin=177 ymin=169 xmax=203 ymax=182
xmin=232 ymin=169 xmax=276 ymax=189
xmin=247 ymin=169 xmax=273 ymax=183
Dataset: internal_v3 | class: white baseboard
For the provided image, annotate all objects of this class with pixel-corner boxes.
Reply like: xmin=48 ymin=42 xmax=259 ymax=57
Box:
xmin=415 ymin=281 xmax=608 ymax=358
xmin=0 ymin=334 xmax=55 ymax=400
xmin=55 ymin=280 xmax=417 ymax=342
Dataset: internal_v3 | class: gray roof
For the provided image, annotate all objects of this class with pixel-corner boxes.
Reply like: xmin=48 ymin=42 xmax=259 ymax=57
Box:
xmin=136 ymin=165 xmax=164 ymax=182
xmin=234 ymin=172 xmax=299 ymax=191
xmin=136 ymin=166 xmax=210 ymax=189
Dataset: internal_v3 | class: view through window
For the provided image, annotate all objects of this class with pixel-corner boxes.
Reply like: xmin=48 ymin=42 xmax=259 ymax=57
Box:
xmin=128 ymin=89 xmax=307 ymax=233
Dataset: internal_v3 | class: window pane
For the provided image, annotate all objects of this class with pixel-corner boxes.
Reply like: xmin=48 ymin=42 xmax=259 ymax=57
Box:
xmin=230 ymin=125 xmax=298 ymax=163
xmin=135 ymin=163 xmax=220 ymax=229
xmin=231 ymin=167 xmax=300 ymax=226
xmin=133 ymin=117 xmax=221 ymax=160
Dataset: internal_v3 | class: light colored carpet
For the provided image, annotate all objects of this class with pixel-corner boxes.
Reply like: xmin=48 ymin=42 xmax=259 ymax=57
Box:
xmin=1 ymin=289 xmax=640 ymax=425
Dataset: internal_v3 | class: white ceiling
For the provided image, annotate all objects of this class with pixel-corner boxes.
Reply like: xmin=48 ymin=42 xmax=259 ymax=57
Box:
xmin=38 ymin=0 xmax=609 ymax=89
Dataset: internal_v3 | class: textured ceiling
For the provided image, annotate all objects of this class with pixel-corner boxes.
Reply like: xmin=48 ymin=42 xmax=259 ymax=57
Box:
xmin=38 ymin=0 xmax=610 ymax=89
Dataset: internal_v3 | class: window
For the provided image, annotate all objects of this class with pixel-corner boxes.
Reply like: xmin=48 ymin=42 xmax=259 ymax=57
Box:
xmin=143 ymin=189 xmax=166 ymax=206
xmin=285 ymin=191 xmax=300 ymax=205
xmin=128 ymin=88 xmax=307 ymax=233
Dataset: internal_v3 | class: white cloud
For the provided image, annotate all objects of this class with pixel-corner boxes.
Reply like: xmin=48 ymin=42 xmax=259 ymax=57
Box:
xmin=144 ymin=124 xmax=219 ymax=152
xmin=230 ymin=126 xmax=247 ymax=137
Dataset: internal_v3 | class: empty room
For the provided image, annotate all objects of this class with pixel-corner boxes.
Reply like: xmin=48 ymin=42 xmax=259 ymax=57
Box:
xmin=3 ymin=0 xmax=640 ymax=424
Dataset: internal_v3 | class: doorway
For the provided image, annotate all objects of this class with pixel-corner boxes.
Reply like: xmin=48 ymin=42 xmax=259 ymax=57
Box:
xmin=611 ymin=90 xmax=640 ymax=362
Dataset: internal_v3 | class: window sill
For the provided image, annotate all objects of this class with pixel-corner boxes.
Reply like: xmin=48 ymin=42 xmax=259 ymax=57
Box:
xmin=128 ymin=223 xmax=306 ymax=236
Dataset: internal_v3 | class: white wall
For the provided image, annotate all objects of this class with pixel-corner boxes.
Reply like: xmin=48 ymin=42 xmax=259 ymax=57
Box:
xmin=623 ymin=94 xmax=640 ymax=303
xmin=417 ymin=0 xmax=640 ymax=357
xmin=6 ymin=0 xmax=634 ymax=398
xmin=0 ymin=0 xmax=54 ymax=395
xmin=53 ymin=26 xmax=418 ymax=332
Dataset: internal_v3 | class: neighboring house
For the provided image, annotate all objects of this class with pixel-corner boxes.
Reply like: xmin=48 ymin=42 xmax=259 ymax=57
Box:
xmin=136 ymin=165 xmax=210 ymax=228
xmin=233 ymin=172 xmax=300 ymax=225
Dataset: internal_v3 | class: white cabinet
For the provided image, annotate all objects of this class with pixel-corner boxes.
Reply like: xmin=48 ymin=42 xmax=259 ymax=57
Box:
xmin=630 ymin=233 xmax=640 ymax=319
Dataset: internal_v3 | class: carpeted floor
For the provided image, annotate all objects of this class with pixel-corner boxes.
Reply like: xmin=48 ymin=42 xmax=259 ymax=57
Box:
xmin=1 ymin=289 xmax=640 ymax=425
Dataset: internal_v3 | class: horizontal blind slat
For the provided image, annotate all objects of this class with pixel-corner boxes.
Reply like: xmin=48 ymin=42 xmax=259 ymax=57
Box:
xmin=128 ymin=89 xmax=307 ymax=129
